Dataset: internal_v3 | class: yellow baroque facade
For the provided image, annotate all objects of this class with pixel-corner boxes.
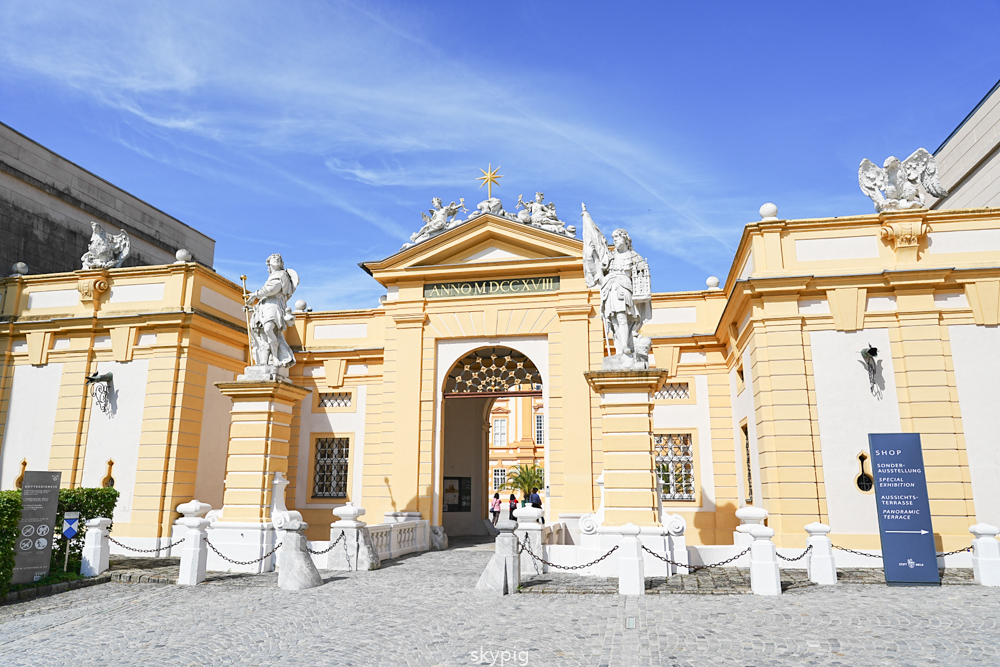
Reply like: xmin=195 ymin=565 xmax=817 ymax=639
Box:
xmin=3 ymin=207 xmax=1000 ymax=552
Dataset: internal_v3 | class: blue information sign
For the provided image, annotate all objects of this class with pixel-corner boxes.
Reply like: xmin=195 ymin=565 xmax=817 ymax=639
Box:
xmin=869 ymin=433 xmax=939 ymax=585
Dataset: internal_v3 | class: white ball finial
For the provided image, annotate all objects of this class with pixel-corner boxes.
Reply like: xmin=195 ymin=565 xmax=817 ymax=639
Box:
xmin=174 ymin=249 xmax=193 ymax=263
xmin=759 ymin=203 xmax=778 ymax=221
xmin=11 ymin=262 xmax=28 ymax=276
xmin=706 ymin=276 xmax=720 ymax=290
xmin=294 ymin=299 xmax=307 ymax=312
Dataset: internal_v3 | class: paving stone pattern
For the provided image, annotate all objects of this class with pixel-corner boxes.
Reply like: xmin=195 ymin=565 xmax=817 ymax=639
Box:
xmin=0 ymin=541 xmax=997 ymax=666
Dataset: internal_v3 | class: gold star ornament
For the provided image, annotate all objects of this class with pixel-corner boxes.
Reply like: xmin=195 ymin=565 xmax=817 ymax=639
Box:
xmin=476 ymin=163 xmax=504 ymax=199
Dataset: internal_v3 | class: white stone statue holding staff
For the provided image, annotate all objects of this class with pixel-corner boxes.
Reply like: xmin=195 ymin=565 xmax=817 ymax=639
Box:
xmin=244 ymin=253 xmax=299 ymax=369
xmin=581 ymin=203 xmax=652 ymax=370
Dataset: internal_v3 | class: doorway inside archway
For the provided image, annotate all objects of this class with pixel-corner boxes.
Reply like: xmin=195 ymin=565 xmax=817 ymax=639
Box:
xmin=441 ymin=346 xmax=545 ymax=537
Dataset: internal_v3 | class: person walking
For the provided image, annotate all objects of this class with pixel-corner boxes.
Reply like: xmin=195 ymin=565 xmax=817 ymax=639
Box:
xmin=529 ymin=487 xmax=544 ymax=524
xmin=490 ymin=493 xmax=502 ymax=525
xmin=508 ymin=493 xmax=518 ymax=523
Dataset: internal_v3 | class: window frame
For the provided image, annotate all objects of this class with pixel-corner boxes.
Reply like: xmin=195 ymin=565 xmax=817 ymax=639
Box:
xmin=492 ymin=418 xmax=507 ymax=448
xmin=312 ymin=389 xmax=355 ymax=413
xmin=653 ymin=431 xmax=700 ymax=505
xmin=310 ymin=432 xmax=352 ymax=500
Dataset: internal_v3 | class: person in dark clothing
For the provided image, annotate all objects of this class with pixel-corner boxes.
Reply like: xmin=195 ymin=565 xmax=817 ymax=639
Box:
xmin=529 ymin=487 xmax=544 ymax=524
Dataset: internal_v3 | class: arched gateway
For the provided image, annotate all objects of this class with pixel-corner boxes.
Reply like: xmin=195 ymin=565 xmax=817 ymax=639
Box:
xmin=440 ymin=346 xmax=544 ymax=536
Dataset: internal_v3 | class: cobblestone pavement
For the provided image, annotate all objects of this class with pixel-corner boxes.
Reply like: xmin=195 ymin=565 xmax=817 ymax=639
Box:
xmin=0 ymin=540 xmax=997 ymax=667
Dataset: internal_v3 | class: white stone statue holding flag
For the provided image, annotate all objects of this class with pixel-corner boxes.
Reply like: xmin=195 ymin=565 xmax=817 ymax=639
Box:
xmin=582 ymin=203 xmax=652 ymax=370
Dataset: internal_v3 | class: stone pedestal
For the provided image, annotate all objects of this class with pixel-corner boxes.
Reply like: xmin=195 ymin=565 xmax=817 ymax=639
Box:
xmin=211 ymin=378 xmax=310 ymax=573
xmin=176 ymin=500 xmax=212 ymax=586
xmin=585 ymin=369 xmax=667 ymax=527
xmin=328 ymin=502 xmax=381 ymax=572
xmin=514 ymin=506 xmax=545 ymax=575
xmin=969 ymin=523 xmax=1000 ymax=587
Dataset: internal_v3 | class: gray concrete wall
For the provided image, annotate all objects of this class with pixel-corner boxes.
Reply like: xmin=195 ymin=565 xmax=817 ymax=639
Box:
xmin=930 ymin=80 xmax=1000 ymax=210
xmin=0 ymin=122 xmax=214 ymax=275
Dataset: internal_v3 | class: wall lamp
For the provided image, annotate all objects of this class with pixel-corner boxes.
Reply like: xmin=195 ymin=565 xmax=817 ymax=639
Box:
xmin=860 ymin=345 xmax=879 ymax=397
xmin=86 ymin=372 xmax=114 ymax=416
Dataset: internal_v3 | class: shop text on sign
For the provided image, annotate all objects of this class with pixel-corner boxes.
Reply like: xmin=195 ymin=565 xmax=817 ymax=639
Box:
xmin=424 ymin=276 xmax=559 ymax=299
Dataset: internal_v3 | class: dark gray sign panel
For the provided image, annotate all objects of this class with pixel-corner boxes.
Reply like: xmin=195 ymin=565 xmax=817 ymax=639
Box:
xmin=869 ymin=434 xmax=939 ymax=586
xmin=12 ymin=471 xmax=62 ymax=585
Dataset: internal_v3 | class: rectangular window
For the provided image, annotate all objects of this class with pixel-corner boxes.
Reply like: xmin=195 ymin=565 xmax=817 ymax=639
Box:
xmin=313 ymin=437 xmax=350 ymax=498
xmin=493 ymin=419 xmax=507 ymax=448
xmin=535 ymin=414 xmax=544 ymax=444
xmin=654 ymin=433 xmax=695 ymax=501
xmin=317 ymin=392 xmax=352 ymax=408
xmin=653 ymin=382 xmax=690 ymax=400
xmin=493 ymin=467 xmax=506 ymax=490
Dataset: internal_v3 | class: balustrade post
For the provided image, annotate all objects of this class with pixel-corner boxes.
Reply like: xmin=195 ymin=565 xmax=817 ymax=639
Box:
xmin=804 ymin=522 xmax=837 ymax=586
xmin=80 ymin=517 xmax=112 ymax=577
xmin=617 ymin=524 xmax=645 ymax=596
xmin=969 ymin=523 xmax=1000 ymax=587
xmin=749 ymin=525 xmax=781 ymax=596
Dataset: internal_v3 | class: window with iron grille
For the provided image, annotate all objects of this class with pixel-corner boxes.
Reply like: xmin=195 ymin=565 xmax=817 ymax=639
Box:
xmin=317 ymin=392 xmax=352 ymax=408
xmin=493 ymin=419 xmax=507 ymax=448
xmin=493 ymin=467 xmax=506 ymax=490
xmin=654 ymin=433 xmax=695 ymax=501
xmin=653 ymin=382 xmax=689 ymax=400
xmin=313 ymin=437 xmax=350 ymax=497
xmin=535 ymin=414 xmax=544 ymax=445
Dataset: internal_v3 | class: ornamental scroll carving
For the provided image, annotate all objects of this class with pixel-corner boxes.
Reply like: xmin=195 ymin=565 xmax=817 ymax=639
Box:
xmin=77 ymin=275 xmax=109 ymax=304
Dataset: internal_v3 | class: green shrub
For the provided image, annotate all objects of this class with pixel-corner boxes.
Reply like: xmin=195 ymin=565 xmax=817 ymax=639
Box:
xmin=50 ymin=487 xmax=119 ymax=574
xmin=0 ymin=490 xmax=23 ymax=597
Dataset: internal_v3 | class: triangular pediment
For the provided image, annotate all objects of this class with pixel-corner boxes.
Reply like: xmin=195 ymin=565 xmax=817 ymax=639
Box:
xmin=362 ymin=214 xmax=583 ymax=281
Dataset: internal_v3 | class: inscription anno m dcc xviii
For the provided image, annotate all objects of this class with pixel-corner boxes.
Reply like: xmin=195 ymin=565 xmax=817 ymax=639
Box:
xmin=424 ymin=276 xmax=559 ymax=299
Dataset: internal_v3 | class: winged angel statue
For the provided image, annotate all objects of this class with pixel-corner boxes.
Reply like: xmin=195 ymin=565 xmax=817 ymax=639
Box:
xmin=81 ymin=221 xmax=130 ymax=269
xmin=858 ymin=148 xmax=948 ymax=213
xmin=581 ymin=204 xmax=652 ymax=370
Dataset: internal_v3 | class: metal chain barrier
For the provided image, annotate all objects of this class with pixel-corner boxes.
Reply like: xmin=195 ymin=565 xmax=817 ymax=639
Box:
xmin=519 ymin=535 xmax=619 ymax=571
xmin=937 ymin=546 xmax=973 ymax=557
xmin=642 ymin=544 xmax=751 ymax=571
xmin=306 ymin=531 xmax=345 ymax=555
xmin=108 ymin=535 xmax=185 ymax=554
xmin=834 ymin=544 xmax=973 ymax=559
xmin=205 ymin=539 xmax=282 ymax=566
xmin=832 ymin=544 xmax=882 ymax=558
xmin=776 ymin=544 xmax=813 ymax=562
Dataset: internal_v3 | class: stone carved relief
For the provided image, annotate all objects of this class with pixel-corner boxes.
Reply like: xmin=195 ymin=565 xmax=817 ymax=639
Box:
xmin=81 ymin=222 xmax=130 ymax=270
xmin=858 ymin=148 xmax=948 ymax=213
xmin=77 ymin=276 xmax=109 ymax=304
xmin=581 ymin=203 xmax=652 ymax=370
xmin=880 ymin=218 xmax=928 ymax=251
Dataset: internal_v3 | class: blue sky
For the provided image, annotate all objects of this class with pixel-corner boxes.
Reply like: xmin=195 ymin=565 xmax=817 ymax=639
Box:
xmin=1 ymin=1 xmax=998 ymax=310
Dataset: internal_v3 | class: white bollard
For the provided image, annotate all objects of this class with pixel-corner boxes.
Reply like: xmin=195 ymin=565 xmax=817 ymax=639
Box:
xmin=617 ymin=523 xmax=645 ymax=596
xmin=176 ymin=517 xmax=211 ymax=586
xmin=278 ymin=521 xmax=324 ymax=590
xmin=514 ymin=506 xmax=545 ymax=574
xmin=804 ymin=522 xmax=837 ymax=586
xmin=80 ymin=517 xmax=112 ymax=577
xmin=749 ymin=525 xmax=781 ymax=596
xmin=328 ymin=502 xmax=380 ymax=571
xmin=969 ymin=523 xmax=1000 ymax=587
xmin=475 ymin=519 xmax=520 ymax=595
